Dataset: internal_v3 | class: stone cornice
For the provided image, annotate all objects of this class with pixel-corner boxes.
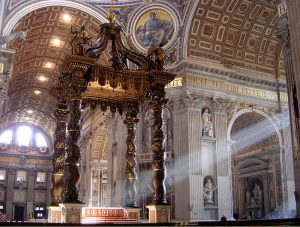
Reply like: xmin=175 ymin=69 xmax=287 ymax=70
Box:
xmin=167 ymin=60 xmax=287 ymax=93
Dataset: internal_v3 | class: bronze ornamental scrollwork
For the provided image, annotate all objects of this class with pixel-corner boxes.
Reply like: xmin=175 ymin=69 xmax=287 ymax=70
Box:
xmin=51 ymin=16 xmax=176 ymax=207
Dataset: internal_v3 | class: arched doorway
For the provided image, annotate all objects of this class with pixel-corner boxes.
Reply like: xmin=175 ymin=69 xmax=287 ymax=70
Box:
xmin=229 ymin=109 xmax=284 ymax=220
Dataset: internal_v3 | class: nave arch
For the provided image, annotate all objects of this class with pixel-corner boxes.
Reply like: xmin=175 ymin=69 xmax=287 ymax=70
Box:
xmin=227 ymin=107 xmax=289 ymax=219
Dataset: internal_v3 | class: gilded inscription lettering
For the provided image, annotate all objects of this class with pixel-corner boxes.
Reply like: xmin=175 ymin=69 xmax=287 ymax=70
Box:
xmin=166 ymin=76 xmax=288 ymax=102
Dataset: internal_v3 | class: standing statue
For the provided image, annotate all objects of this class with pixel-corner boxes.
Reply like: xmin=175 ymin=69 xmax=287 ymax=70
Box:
xmin=0 ymin=31 xmax=27 ymax=46
xmin=246 ymin=190 xmax=251 ymax=204
xmin=70 ymin=26 xmax=92 ymax=56
xmin=202 ymin=108 xmax=214 ymax=137
xmin=147 ymin=43 xmax=166 ymax=70
xmin=203 ymin=178 xmax=217 ymax=204
xmin=252 ymin=183 xmax=262 ymax=203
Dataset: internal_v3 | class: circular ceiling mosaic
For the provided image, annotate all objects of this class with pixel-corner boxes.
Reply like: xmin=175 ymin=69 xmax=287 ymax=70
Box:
xmin=130 ymin=5 xmax=179 ymax=52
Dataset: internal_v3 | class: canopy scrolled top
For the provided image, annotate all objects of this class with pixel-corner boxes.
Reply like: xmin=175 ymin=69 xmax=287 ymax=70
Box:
xmin=54 ymin=18 xmax=175 ymax=113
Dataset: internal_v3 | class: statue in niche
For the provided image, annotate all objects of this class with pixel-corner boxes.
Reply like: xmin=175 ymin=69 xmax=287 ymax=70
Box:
xmin=253 ymin=183 xmax=262 ymax=203
xmin=244 ymin=181 xmax=263 ymax=219
xmin=203 ymin=177 xmax=217 ymax=205
xmin=246 ymin=190 xmax=251 ymax=204
xmin=202 ymin=108 xmax=214 ymax=137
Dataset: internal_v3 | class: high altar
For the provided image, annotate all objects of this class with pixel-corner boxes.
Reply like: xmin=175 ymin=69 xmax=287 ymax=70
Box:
xmin=48 ymin=12 xmax=175 ymax=224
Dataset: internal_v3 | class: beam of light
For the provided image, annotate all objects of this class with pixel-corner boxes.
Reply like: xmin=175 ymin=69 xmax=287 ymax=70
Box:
xmin=135 ymin=110 xmax=293 ymax=220
xmin=230 ymin=110 xmax=290 ymax=153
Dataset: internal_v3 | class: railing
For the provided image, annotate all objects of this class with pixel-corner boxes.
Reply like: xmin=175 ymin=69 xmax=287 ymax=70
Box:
xmin=138 ymin=151 xmax=174 ymax=162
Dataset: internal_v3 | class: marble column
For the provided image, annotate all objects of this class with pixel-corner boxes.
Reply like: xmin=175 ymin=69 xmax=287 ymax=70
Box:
xmin=212 ymin=98 xmax=233 ymax=219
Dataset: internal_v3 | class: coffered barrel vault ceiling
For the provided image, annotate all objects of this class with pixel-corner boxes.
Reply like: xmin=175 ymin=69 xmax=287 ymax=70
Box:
xmin=0 ymin=0 xmax=283 ymax=141
xmin=1 ymin=6 xmax=110 ymax=138
xmin=188 ymin=0 xmax=283 ymax=78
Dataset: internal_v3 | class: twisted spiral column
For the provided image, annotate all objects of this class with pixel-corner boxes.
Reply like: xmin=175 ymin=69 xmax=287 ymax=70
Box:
xmin=51 ymin=101 xmax=68 ymax=205
xmin=148 ymin=83 xmax=168 ymax=205
xmin=124 ymin=104 xmax=139 ymax=207
xmin=64 ymin=81 xmax=82 ymax=203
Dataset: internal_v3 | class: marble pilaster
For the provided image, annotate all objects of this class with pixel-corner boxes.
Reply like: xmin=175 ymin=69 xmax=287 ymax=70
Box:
xmin=6 ymin=168 xmax=16 ymax=220
xmin=26 ymin=171 xmax=35 ymax=219
xmin=213 ymin=98 xmax=233 ymax=219
xmin=172 ymin=95 xmax=219 ymax=220
xmin=172 ymin=97 xmax=190 ymax=220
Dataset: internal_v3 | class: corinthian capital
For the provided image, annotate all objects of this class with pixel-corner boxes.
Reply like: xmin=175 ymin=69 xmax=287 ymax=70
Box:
xmin=212 ymin=97 xmax=230 ymax=113
xmin=184 ymin=94 xmax=204 ymax=109
xmin=169 ymin=97 xmax=186 ymax=112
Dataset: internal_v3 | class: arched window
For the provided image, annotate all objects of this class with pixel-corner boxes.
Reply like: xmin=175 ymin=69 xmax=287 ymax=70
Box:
xmin=0 ymin=130 xmax=12 ymax=144
xmin=0 ymin=124 xmax=50 ymax=152
xmin=35 ymin=133 xmax=48 ymax=147
xmin=17 ymin=126 xmax=32 ymax=146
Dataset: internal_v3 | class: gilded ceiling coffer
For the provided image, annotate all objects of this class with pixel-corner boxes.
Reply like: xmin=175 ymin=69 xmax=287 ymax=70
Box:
xmin=51 ymin=14 xmax=175 ymax=207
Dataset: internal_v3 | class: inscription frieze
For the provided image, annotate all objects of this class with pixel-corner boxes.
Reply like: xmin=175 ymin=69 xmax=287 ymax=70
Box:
xmin=166 ymin=75 xmax=288 ymax=102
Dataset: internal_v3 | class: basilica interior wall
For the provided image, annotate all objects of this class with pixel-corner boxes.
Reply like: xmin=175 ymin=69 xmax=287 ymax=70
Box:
xmin=0 ymin=0 xmax=298 ymax=222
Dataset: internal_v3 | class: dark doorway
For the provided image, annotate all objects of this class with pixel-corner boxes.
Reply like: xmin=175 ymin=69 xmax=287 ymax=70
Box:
xmin=14 ymin=205 xmax=24 ymax=221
